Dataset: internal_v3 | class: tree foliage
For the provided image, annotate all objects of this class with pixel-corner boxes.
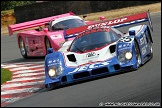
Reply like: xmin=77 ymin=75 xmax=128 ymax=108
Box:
xmin=1 ymin=1 xmax=36 ymax=11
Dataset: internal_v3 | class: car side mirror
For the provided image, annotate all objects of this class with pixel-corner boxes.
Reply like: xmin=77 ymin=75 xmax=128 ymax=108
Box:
xmin=118 ymin=34 xmax=122 ymax=37
xmin=83 ymin=15 xmax=87 ymax=20
xmin=100 ymin=16 xmax=105 ymax=21
xmin=43 ymin=28 xmax=48 ymax=33
xmin=129 ymin=30 xmax=135 ymax=35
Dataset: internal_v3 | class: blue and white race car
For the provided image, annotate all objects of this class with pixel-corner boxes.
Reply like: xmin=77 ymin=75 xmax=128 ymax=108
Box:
xmin=44 ymin=11 xmax=153 ymax=88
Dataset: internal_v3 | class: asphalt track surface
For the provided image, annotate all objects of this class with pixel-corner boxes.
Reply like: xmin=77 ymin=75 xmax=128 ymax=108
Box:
xmin=1 ymin=12 xmax=161 ymax=107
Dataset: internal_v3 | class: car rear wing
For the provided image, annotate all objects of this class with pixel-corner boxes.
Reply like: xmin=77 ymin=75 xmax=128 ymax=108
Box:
xmin=64 ymin=10 xmax=153 ymax=39
xmin=8 ymin=12 xmax=75 ymax=36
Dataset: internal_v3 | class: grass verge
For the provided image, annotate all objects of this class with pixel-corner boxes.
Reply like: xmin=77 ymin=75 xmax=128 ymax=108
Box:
xmin=1 ymin=68 xmax=12 ymax=85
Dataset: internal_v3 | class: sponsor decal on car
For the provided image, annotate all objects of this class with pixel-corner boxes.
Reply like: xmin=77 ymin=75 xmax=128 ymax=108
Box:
xmin=68 ymin=60 xmax=111 ymax=74
xmin=86 ymin=52 xmax=96 ymax=57
xmin=87 ymin=17 xmax=127 ymax=29
xmin=50 ymin=34 xmax=62 ymax=39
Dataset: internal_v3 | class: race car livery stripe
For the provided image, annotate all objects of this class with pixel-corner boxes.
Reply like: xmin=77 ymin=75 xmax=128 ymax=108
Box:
xmin=136 ymin=25 xmax=145 ymax=36
xmin=111 ymin=19 xmax=147 ymax=28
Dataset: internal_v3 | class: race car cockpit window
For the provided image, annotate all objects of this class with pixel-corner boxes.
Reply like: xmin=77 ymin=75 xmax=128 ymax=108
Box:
xmin=52 ymin=19 xmax=86 ymax=31
xmin=69 ymin=28 xmax=121 ymax=53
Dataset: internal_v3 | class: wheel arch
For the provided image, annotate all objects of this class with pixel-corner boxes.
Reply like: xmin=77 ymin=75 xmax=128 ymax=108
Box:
xmin=44 ymin=36 xmax=52 ymax=47
xmin=134 ymin=37 xmax=144 ymax=65
xmin=18 ymin=35 xmax=23 ymax=48
xmin=147 ymin=26 xmax=153 ymax=43
xmin=44 ymin=36 xmax=53 ymax=54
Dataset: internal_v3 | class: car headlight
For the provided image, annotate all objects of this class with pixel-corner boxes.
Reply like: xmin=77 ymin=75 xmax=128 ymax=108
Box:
xmin=48 ymin=69 xmax=56 ymax=77
xmin=55 ymin=65 xmax=63 ymax=76
xmin=118 ymin=51 xmax=132 ymax=63
xmin=48 ymin=65 xmax=63 ymax=78
xmin=118 ymin=52 xmax=125 ymax=62
xmin=125 ymin=52 xmax=132 ymax=60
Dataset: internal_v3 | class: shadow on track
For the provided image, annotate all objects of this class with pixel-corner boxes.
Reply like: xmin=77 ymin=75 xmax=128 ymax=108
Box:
xmin=40 ymin=69 xmax=138 ymax=93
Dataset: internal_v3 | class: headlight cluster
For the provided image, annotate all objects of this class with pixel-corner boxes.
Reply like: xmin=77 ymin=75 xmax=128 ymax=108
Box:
xmin=48 ymin=65 xmax=63 ymax=78
xmin=118 ymin=51 xmax=132 ymax=63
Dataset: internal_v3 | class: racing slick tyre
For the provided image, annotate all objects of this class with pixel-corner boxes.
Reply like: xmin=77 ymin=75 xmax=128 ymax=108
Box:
xmin=45 ymin=84 xmax=48 ymax=89
xmin=19 ymin=37 xmax=28 ymax=59
xmin=134 ymin=41 xmax=142 ymax=69
xmin=148 ymin=35 xmax=153 ymax=58
xmin=45 ymin=37 xmax=52 ymax=54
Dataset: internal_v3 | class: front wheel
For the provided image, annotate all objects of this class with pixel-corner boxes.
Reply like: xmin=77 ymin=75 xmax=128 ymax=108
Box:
xmin=19 ymin=37 xmax=28 ymax=58
xmin=148 ymin=35 xmax=153 ymax=58
xmin=134 ymin=41 xmax=141 ymax=69
xmin=45 ymin=37 xmax=52 ymax=54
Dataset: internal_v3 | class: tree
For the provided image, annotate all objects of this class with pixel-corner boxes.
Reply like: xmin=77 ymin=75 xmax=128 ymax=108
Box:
xmin=1 ymin=1 xmax=36 ymax=11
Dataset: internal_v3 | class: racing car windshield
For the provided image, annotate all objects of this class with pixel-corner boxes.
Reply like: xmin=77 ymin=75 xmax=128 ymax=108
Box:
xmin=69 ymin=28 xmax=121 ymax=52
xmin=52 ymin=19 xmax=86 ymax=30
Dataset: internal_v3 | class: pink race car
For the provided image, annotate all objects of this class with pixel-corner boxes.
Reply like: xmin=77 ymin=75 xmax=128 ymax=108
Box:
xmin=8 ymin=12 xmax=96 ymax=58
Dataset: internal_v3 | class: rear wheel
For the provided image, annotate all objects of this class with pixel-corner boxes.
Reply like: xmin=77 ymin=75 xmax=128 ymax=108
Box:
xmin=19 ymin=37 xmax=28 ymax=58
xmin=134 ymin=41 xmax=141 ymax=68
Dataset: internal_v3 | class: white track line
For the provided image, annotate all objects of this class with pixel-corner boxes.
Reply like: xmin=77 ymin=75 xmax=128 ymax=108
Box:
xmin=10 ymin=67 xmax=44 ymax=72
xmin=1 ymin=87 xmax=41 ymax=95
xmin=1 ymin=64 xmax=7 ymax=67
xmin=2 ymin=62 xmax=44 ymax=65
xmin=10 ymin=76 xmax=45 ymax=82
xmin=1 ymin=64 xmax=18 ymax=68
xmin=3 ymin=65 xmax=44 ymax=71
xmin=9 ymin=67 xmax=32 ymax=71
xmin=1 ymin=97 xmax=23 ymax=103
xmin=1 ymin=81 xmax=44 ymax=89
xmin=27 ymin=65 xmax=44 ymax=68
xmin=1 ymin=64 xmax=43 ymax=68
xmin=12 ymin=72 xmax=45 ymax=78
xmin=12 ymin=68 xmax=44 ymax=74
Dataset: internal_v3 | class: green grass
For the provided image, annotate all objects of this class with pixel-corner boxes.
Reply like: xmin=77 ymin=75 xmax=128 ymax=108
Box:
xmin=1 ymin=68 xmax=12 ymax=85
